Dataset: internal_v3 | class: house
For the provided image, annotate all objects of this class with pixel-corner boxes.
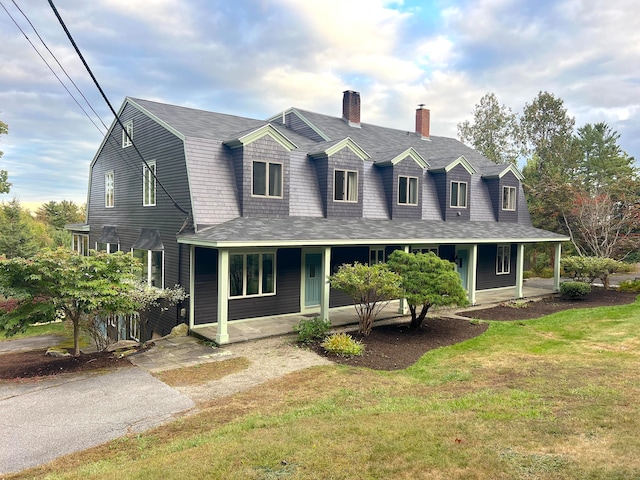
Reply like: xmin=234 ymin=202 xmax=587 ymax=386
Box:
xmin=67 ymin=90 xmax=569 ymax=344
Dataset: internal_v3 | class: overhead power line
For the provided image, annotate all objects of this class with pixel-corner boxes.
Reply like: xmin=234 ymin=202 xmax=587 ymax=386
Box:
xmin=47 ymin=0 xmax=190 ymax=216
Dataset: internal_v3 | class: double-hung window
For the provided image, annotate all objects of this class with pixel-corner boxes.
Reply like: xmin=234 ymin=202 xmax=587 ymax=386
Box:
xmin=450 ymin=181 xmax=467 ymax=208
xmin=105 ymin=171 xmax=114 ymax=208
xmin=122 ymin=120 xmax=133 ymax=148
xmin=398 ymin=176 xmax=418 ymax=205
xmin=143 ymin=161 xmax=156 ymax=206
xmin=502 ymin=186 xmax=516 ymax=211
xmin=229 ymin=252 xmax=275 ymax=298
xmin=334 ymin=169 xmax=358 ymax=202
xmin=97 ymin=242 xmax=119 ymax=253
xmin=497 ymin=244 xmax=511 ymax=274
xmin=133 ymin=249 xmax=164 ymax=287
xmin=252 ymin=161 xmax=282 ymax=197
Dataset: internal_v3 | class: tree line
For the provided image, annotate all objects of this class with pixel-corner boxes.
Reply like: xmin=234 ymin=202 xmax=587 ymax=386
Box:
xmin=458 ymin=91 xmax=639 ymax=261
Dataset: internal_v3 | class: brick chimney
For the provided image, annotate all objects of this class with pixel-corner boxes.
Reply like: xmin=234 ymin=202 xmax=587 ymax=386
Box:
xmin=342 ymin=90 xmax=361 ymax=127
xmin=416 ymin=104 xmax=430 ymax=139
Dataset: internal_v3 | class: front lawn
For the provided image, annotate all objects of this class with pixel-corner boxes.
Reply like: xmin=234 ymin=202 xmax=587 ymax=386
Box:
xmin=12 ymin=300 xmax=640 ymax=479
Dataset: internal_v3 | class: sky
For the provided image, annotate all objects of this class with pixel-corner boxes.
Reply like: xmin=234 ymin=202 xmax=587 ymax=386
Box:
xmin=1 ymin=0 xmax=639 ymax=209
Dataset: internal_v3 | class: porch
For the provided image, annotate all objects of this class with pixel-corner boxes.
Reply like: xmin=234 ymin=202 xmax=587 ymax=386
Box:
xmin=191 ymin=283 xmax=555 ymax=345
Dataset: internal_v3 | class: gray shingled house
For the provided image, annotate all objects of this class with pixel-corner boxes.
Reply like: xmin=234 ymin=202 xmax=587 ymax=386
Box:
xmin=68 ymin=91 xmax=568 ymax=344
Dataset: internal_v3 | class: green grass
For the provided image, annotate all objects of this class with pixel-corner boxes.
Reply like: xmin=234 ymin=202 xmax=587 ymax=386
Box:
xmin=0 ymin=321 xmax=66 ymax=341
xmin=10 ymin=300 xmax=640 ymax=479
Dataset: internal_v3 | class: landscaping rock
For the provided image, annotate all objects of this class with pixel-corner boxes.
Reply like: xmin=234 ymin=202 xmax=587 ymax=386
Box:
xmin=169 ymin=323 xmax=189 ymax=337
xmin=45 ymin=347 xmax=71 ymax=357
xmin=106 ymin=340 xmax=141 ymax=352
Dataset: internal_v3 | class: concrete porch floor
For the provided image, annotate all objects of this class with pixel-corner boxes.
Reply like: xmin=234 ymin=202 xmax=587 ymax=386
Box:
xmin=191 ymin=284 xmax=556 ymax=345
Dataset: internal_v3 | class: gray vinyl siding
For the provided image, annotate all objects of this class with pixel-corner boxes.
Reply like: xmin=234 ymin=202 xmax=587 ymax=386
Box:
xmin=476 ymin=243 xmax=516 ymax=290
xmin=421 ymin=173 xmax=442 ymax=220
xmin=229 ymin=248 xmax=301 ymax=320
xmin=87 ymin=103 xmax=193 ymax=338
xmin=289 ymin=150 xmax=324 ymax=217
xmin=443 ymin=164 xmax=472 ymax=221
xmin=469 ymin=174 xmax=495 ymax=222
xmin=363 ymin=162 xmax=389 ymax=219
xmin=329 ymin=246 xmax=368 ymax=308
xmin=389 ymin=160 xmax=423 ymax=220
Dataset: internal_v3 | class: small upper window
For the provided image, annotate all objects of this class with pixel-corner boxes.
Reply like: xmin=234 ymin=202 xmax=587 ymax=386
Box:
xmin=450 ymin=181 xmax=467 ymax=208
xmin=105 ymin=171 xmax=114 ymax=208
xmin=122 ymin=120 xmax=133 ymax=148
xmin=398 ymin=176 xmax=418 ymax=205
xmin=252 ymin=161 xmax=282 ymax=197
xmin=143 ymin=161 xmax=156 ymax=206
xmin=334 ymin=169 xmax=358 ymax=202
xmin=502 ymin=186 xmax=516 ymax=211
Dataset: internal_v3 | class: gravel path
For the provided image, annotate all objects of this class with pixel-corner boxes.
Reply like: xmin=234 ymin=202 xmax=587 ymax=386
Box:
xmin=169 ymin=336 xmax=332 ymax=404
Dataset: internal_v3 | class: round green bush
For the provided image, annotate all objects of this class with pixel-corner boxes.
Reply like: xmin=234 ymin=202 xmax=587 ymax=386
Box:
xmin=321 ymin=333 xmax=364 ymax=356
xmin=560 ymin=281 xmax=591 ymax=300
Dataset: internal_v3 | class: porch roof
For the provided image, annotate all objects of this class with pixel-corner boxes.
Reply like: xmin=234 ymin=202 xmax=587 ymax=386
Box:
xmin=177 ymin=217 xmax=569 ymax=248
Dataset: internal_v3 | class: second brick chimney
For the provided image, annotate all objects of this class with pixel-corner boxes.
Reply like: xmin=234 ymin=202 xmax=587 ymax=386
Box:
xmin=342 ymin=90 xmax=361 ymax=127
xmin=416 ymin=104 xmax=430 ymax=139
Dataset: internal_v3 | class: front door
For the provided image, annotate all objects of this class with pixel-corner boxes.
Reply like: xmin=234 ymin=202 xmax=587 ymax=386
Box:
xmin=304 ymin=253 xmax=322 ymax=307
xmin=456 ymin=249 xmax=469 ymax=290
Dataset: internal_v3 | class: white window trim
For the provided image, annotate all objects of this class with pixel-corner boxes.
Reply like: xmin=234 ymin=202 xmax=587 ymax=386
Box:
xmin=96 ymin=242 xmax=120 ymax=254
xmin=229 ymin=251 xmax=277 ymax=299
xmin=450 ymin=181 xmax=468 ymax=208
xmin=398 ymin=176 xmax=419 ymax=206
xmin=105 ymin=171 xmax=114 ymax=208
xmin=251 ymin=161 xmax=283 ymax=198
xmin=143 ymin=161 xmax=156 ymax=207
xmin=72 ymin=233 xmax=89 ymax=256
xmin=132 ymin=249 xmax=165 ymax=288
xmin=411 ymin=245 xmax=439 ymax=256
xmin=497 ymin=244 xmax=511 ymax=275
xmin=122 ymin=120 xmax=133 ymax=148
xmin=369 ymin=247 xmax=385 ymax=265
xmin=333 ymin=169 xmax=358 ymax=203
xmin=502 ymin=186 xmax=517 ymax=211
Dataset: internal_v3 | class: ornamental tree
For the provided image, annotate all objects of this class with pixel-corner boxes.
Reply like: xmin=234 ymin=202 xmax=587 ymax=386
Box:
xmin=328 ymin=262 xmax=401 ymax=336
xmin=0 ymin=248 xmax=141 ymax=355
xmin=387 ymin=250 xmax=468 ymax=329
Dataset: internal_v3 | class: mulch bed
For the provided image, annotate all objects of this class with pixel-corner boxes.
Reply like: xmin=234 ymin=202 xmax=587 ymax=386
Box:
xmin=0 ymin=350 xmax=131 ymax=381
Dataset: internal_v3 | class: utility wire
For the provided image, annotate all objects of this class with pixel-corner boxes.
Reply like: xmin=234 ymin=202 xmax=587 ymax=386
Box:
xmin=11 ymin=0 xmax=111 ymax=132
xmin=48 ymin=0 xmax=190 ymax=216
xmin=0 ymin=0 xmax=105 ymax=135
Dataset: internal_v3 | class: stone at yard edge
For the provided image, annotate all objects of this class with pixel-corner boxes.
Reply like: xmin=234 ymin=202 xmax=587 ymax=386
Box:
xmin=169 ymin=323 xmax=189 ymax=337
xmin=106 ymin=340 xmax=140 ymax=352
xmin=45 ymin=347 xmax=71 ymax=357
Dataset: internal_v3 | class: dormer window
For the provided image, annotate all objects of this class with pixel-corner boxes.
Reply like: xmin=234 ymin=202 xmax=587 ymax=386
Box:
xmin=502 ymin=186 xmax=516 ymax=211
xmin=398 ymin=176 xmax=418 ymax=205
xmin=334 ymin=169 xmax=357 ymax=202
xmin=122 ymin=120 xmax=133 ymax=148
xmin=252 ymin=161 xmax=282 ymax=197
xmin=450 ymin=181 xmax=467 ymax=208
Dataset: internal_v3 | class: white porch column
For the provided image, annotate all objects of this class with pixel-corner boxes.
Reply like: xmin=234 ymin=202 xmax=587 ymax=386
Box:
xmin=321 ymin=246 xmax=331 ymax=322
xmin=553 ymin=242 xmax=562 ymax=291
xmin=398 ymin=245 xmax=410 ymax=314
xmin=216 ymin=248 xmax=230 ymax=344
xmin=189 ymin=244 xmax=195 ymax=330
xmin=468 ymin=244 xmax=478 ymax=305
xmin=515 ymin=243 xmax=525 ymax=298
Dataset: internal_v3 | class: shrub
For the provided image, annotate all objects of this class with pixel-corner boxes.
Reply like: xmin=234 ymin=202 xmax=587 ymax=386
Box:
xmin=561 ymin=256 xmax=626 ymax=290
xmin=321 ymin=333 xmax=364 ymax=356
xmin=538 ymin=267 xmax=554 ymax=278
xmin=560 ymin=281 xmax=591 ymax=300
xmin=618 ymin=279 xmax=640 ymax=292
xmin=293 ymin=317 xmax=331 ymax=344
xmin=523 ymin=270 xmax=532 ymax=279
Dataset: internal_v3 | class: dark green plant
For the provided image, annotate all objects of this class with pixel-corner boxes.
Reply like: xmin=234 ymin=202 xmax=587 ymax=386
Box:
xmin=561 ymin=256 xmax=626 ymax=289
xmin=321 ymin=333 xmax=364 ymax=356
xmin=560 ymin=281 xmax=591 ymax=300
xmin=293 ymin=317 xmax=331 ymax=344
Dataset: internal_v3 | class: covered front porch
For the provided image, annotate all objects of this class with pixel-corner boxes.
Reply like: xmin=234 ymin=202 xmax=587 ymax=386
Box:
xmin=191 ymin=282 xmax=556 ymax=345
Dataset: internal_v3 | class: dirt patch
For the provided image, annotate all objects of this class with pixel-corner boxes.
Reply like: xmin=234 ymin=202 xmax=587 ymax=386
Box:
xmin=0 ymin=350 xmax=131 ymax=381
xmin=458 ymin=287 xmax=638 ymax=321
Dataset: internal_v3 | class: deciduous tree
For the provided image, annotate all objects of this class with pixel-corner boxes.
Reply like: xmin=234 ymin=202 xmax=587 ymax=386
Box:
xmin=0 ymin=249 xmax=140 ymax=355
xmin=0 ymin=119 xmax=9 ymax=194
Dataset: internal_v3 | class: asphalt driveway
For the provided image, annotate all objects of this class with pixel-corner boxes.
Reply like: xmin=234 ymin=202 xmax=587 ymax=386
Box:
xmin=0 ymin=366 xmax=194 ymax=475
